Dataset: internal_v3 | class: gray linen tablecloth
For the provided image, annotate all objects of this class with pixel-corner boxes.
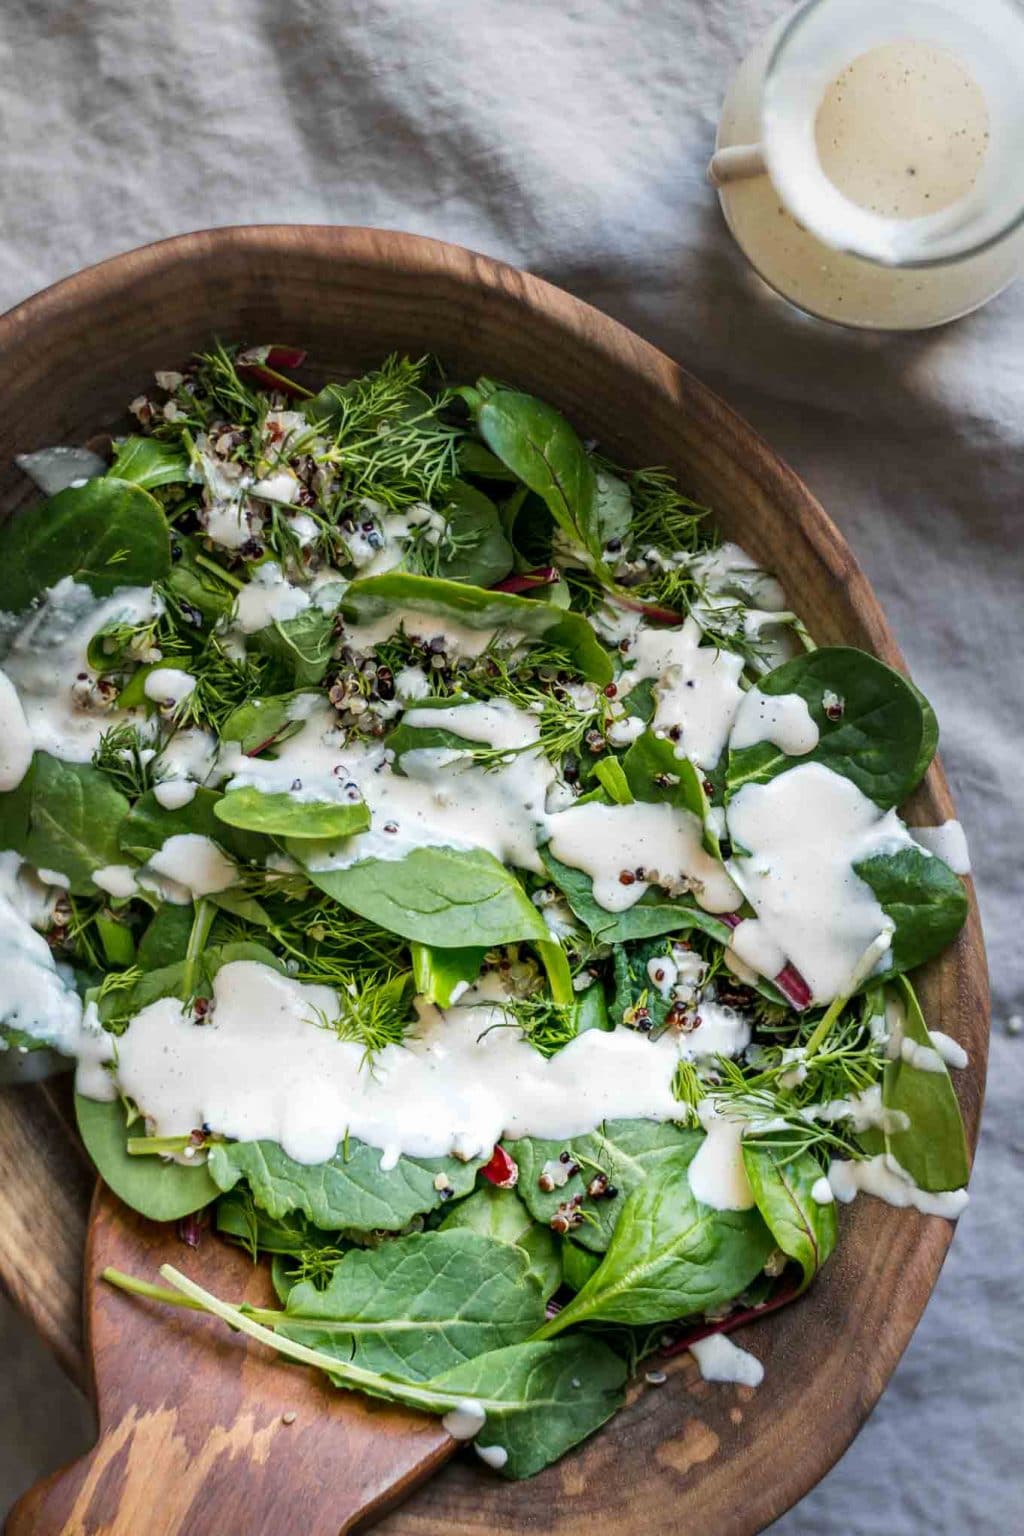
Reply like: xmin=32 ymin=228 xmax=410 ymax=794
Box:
xmin=1 ymin=1 xmax=1021 ymax=1529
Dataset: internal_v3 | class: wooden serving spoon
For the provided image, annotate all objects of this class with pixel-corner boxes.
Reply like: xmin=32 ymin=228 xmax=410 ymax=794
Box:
xmin=5 ymin=1183 xmax=455 ymax=1535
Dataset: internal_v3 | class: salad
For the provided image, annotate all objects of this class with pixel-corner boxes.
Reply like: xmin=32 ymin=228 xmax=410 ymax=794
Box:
xmin=0 ymin=346 xmax=972 ymax=1479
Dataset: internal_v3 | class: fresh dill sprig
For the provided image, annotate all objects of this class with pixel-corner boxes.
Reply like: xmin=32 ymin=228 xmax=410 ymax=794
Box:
xmin=618 ymin=466 xmax=710 ymax=556
xmin=490 ymin=997 xmax=581 ymax=1058
xmin=312 ymin=971 xmax=415 ymax=1065
xmin=171 ymin=637 xmax=271 ymax=735
xmin=93 ymin=723 xmax=157 ymax=798
xmin=310 ymin=355 xmax=463 ymax=511
xmin=189 ymin=342 xmax=267 ymax=426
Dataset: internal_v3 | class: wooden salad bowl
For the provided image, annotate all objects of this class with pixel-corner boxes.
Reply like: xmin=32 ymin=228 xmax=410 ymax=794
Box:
xmin=0 ymin=227 xmax=988 ymax=1535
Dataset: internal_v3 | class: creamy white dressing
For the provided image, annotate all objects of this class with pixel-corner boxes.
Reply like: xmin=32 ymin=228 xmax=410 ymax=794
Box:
xmin=726 ymin=762 xmax=914 ymax=1002
xmin=0 ymin=856 xmax=82 ymax=1053
xmin=927 ymin=1029 xmax=968 ymax=1071
xmin=0 ymin=669 xmax=34 ymax=789
xmin=620 ymin=617 xmax=745 ymax=770
xmin=474 ymin=1443 xmax=508 ymax=1469
xmin=810 ymin=1176 xmax=834 ymax=1205
xmin=92 ymin=864 xmax=140 ymax=899
xmin=143 ymin=668 xmax=196 ymax=709
xmin=545 ymin=801 xmax=741 ymax=915
xmin=75 ymin=961 xmax=716 ymax=1167
xmin=233 ymin=562 xmax=312 ymax=633
xmin=910 ymin=819 xmax=971 ymax=875
xmin=0 ymin=578 xmax=161 ymax=763
xmin=146 ymin=835 xmax=237 ymax=898
xmin=827 ymin=1154 xmax=968 ymax=1219
xmin=729 ymin=688 xmax=819 ymax=755
xmin=690 ymin=1333 xmax=764 ymax=1388
xmin=441 ymin=1401 xmax=486 ymax=1441
xmin=687 ymin=1106 xmax=754 ymax=1210
xmin=899 ymin=1037 xmax=947 ymax=1075
xmin=153 ymin=779 xmax=199 ymax=810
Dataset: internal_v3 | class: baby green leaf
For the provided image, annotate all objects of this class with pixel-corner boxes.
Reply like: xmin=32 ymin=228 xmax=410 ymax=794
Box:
xmin=622 ymin=729 xmax=720 ymax=856
xmin=110 ymin=437 xmax=190 ymax=489
xmin=208 ymin=1135 xmax=484 ymax=1232
xmin=247 ymin=608 xmax=336 ymax=687
xmin=512 ymin=1120 xmax=703 ymax=1253
xmin=425 ymin=1336 xmax=626 ymax=1479
xmin=725 ymin=648 xmax=928 ymax=809
xmin=297 ymin=845 xmax=550 ymax=948
xmin=214 ymin=786 xmax=370 ymax=841
xmin=411 ymin=942 xmax=488 ymax=1006
xmin=536 ymin=1150 xmax=774 ymax=1333
xmin=119 ymin=787 xmax=267 ymax=866
xmin=0 ymin=479 xmax=170 ymax=612
xmin=540 ymin=847 xmax=733 ymax=945
xmin=276 ymin=1230 xmax=545 ymax=1380
xmin=741 ymin=1142 xmax=838 ymax=1291
xmin=75 ymin=1094 xmax=218 ymax=1221
xmin=339 ymin=572 xmax=613 ymax=685
xmin=879 ymin=976 xmax=970 ymax=1192
xmin=219 ymin=692 xmax=312 ymax=753
xmin=561 ymin=1241 xmax=602 ymax=1293
xmin=434 ymin=481 xmax=515 ymax=586
xmin=440 ymin=1185 xmax=562 ymax=1301
xmin=854 ymin=846 xmax=968 ymax=974
xmin=471 ymin=389 xmax=598 ymax=556
xmin=0 ymin=753 xmax=130 ymax=894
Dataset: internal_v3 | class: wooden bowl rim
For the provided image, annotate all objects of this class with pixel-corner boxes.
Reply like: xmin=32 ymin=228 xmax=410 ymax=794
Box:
xmin=0 ymin=224 xmax=989 ymax=1531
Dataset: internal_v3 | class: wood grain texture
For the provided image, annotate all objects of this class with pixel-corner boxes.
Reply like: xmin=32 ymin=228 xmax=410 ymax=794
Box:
xmin=0 ymin=226 xmax=989 ymax=1536
xmin=4 ymin=1185 xmax=453 ymax=1536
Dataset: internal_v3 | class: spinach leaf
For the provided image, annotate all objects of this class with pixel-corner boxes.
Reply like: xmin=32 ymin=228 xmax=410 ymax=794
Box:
xmin=741 ymin=1142 xmax=837 ymax=1291
xmin=434 ymin=481 xmax=514 ymax=586
xmin=208 ymin=1136 xmax=484 ymax=1232
xmin=541 ymin=847 xmax=733 ymax=945
xmin=592 ymin=470 xmax=633 ymax=549
xmin=725 ymin=648 xmax=928 ymax=809
xmin=439 ymin=1184 xmax=562 ymax=1301
xmin=424 ymin=1336 xmax=626 ymax=1480
xmin=469 ymin=389 xmax=599 ymax=557
xmin=276 ymin=1230 xmax=545 ymax=1381
xmin=219 ymin=692 xmax=311 ymax=753
xmin=165 ymin=534 xmax=236 ymax=623
xmin=456 ymin=440 xmax=519 ymax=481
xmin=339 ymin=572 xmax=613 ymax=685
xmin=855 ymin=846 xmax=968 ymax=974
xmin=118 ymin=787 xmax=267 ymax=866
xmin=75 ymin=1093 xmax=218 ymax=1221
xmin=110 ymin=437 xmax=190 ymax=489
xmin=622 ymin=729 xmax=721 ymax=856
xmin=411 ymin=942 xmax=488 ymax=1006
xmin=214 ymin=785 xmax=370 ymax=841
xmin=879 ymin=976 xmax=970 ymax=1192
xmin=0 ymin=479 xmax=170 ymax=612
xmin=511 ymin=1119 xmax=702 ymax=1253
xmin=561 ymin=1241 xmax=601 ymax=1293
xmin=296 ymin=844 xmax=550 ymax=948
xmin=154 ymin=1265 xmax=625 ymax=1481
xmin=0 ymin=753 xmax=130 ymax=894
xmin=907 ymin=680 xmax=939 ymax=787
xmin=385 ymin=696 xmax=479 ymax=764
xmin=136 ymin=903 xmax=203 ymax=968
xmin=247 ymin=608 xmax=336 ymax=687
xmin=537 ymin=1150 xmax=774 ymax=1332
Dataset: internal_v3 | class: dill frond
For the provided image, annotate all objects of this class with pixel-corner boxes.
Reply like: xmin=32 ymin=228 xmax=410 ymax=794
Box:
xmin=93 ymin=723 xmax=157 ymax=798
xmin=310 ymin=355 xmax=463 ymax=511
xmin=312 ymin=971 xmax=415 ymax=1065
